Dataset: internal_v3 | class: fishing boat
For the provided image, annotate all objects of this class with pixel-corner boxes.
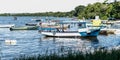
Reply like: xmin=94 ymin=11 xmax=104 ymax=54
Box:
xmin=25 ymin=23 xmax=37 ymax=26
xmin=31 ymin=18 xmax=41 ymax=22
xmin=0 ymin=24 xmax=15 ymax=28
xmin=10 ymin=26 xmax=39 ymax=30
xmin=41 ymin=20 xmax=102 ymax=37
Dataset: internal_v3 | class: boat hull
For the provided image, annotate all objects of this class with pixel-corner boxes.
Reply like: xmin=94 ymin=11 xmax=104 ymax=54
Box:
xmin=79 ymin=29 xmax=100 ymax=36
xmin=25 ymin=23 xmax=37 ymax=26
xmin=41 ymin=31 xmax=81 ymax=38
xmin=10 ymin=26 xmax=39 ymax=30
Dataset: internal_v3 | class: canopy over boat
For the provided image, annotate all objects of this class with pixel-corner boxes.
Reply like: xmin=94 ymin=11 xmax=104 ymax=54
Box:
xmin=58 ymin=21 xmax=86 ymax=24
xmin=41 ymin=19 xmax=102 ymax=37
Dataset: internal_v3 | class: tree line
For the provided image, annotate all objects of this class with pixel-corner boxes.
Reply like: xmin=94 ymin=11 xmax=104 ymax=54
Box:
xmin=0 ymin=1 xmax=120 ymax=20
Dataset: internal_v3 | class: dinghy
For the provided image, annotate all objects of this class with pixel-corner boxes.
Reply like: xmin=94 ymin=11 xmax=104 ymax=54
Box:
xmin=0 ymin=24 xmax=15 ymax=28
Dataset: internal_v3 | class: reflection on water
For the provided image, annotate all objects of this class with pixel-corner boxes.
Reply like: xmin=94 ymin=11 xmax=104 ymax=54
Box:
xmin=0 ymin=29 xmax=120 ymax=60
xmin=43 ymin=37 xmax=99 ymax=53
xmin=98 ymin=35 xmax=120 ymax=48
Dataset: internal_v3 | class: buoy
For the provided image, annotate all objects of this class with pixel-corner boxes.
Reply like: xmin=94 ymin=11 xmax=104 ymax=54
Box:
xmin=5 ymin=40 xmax=17 ymax=45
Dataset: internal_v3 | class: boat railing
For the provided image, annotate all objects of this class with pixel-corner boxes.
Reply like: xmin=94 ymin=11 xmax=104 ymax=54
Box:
xmin=41 ymin=30 xmax=78 ymax=33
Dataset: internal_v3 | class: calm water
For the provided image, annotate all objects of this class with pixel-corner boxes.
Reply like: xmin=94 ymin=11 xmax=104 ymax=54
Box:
xmin=0 ymin=16 xmax=120 ymax=60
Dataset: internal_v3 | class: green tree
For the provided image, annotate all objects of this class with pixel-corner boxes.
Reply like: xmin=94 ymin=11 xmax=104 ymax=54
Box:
xmin=74 ymin=5 xmax=85 ymax=16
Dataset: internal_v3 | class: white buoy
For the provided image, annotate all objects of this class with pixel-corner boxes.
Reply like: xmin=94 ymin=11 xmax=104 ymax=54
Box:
xmin=5 ymin=40 xmax=17 ymax=45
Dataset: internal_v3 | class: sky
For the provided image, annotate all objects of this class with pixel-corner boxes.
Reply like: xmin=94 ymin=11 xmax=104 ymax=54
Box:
xmin=0 ymin=0 xmax=115 ymax=13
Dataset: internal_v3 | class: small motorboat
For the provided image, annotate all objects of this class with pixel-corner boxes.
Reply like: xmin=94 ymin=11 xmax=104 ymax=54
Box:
xmin=31 ymin=19 xmax=41 ymax=22
xmin=0 ymin=24 xmax=15 ymax=28
xmin=10 ymin=26 xmax=39 ymax=30
xmin=25 ymin=23 xmax=37 ymax=26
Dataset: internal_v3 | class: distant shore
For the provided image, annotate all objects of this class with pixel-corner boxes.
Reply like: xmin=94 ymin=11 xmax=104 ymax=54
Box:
xmin=0 ymin=1 xmax=120 ymax=20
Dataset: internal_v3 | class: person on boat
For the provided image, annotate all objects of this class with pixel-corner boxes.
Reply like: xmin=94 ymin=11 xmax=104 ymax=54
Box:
xmin=56 ymin=28 xmax=60 ymax=32
xmin=39 ymin=22 xmax=42 ymax=25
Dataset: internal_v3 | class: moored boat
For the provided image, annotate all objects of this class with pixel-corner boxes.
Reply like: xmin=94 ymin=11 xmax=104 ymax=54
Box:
xmin=10 ymin=26 xmax=39 ymax=30
xmin=31 ymin=18 xmax=41 ymax=22
xmin=0 ymin=24 xmax=15 ymax=28
xmin=41 ymin=20 xmax=102 ymax=37
xmin=25 ymin=23 xmax=37 ymax=26
xmin=41 ymin=31 xmax=80 ymax=38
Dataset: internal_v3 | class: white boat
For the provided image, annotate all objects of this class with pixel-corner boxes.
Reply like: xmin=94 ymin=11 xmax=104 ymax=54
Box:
xmin=0 ymin=24 xmax=15 ymax=28
xmin=31 ymin=18 xmax=41 ymax=22
xmin=41 ymin=20 xmax=102 ymax=37
xmin=41 ymin=31 xmax=80 ymax=37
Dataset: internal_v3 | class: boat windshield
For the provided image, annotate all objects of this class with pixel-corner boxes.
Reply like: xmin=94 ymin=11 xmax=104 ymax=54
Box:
xmin=78 ymin=23 xmax=86 ymax=28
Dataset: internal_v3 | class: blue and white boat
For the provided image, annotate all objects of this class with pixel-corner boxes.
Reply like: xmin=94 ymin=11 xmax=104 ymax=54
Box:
xmin=78 ymin=22 xmax=101 ymax=36
xmin=41 ymin=20 xmax=102 ymax=37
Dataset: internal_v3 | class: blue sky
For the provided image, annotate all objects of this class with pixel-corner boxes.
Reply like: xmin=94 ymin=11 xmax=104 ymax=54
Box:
xmin=0 ymin=0 xmax=115 ymax=13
